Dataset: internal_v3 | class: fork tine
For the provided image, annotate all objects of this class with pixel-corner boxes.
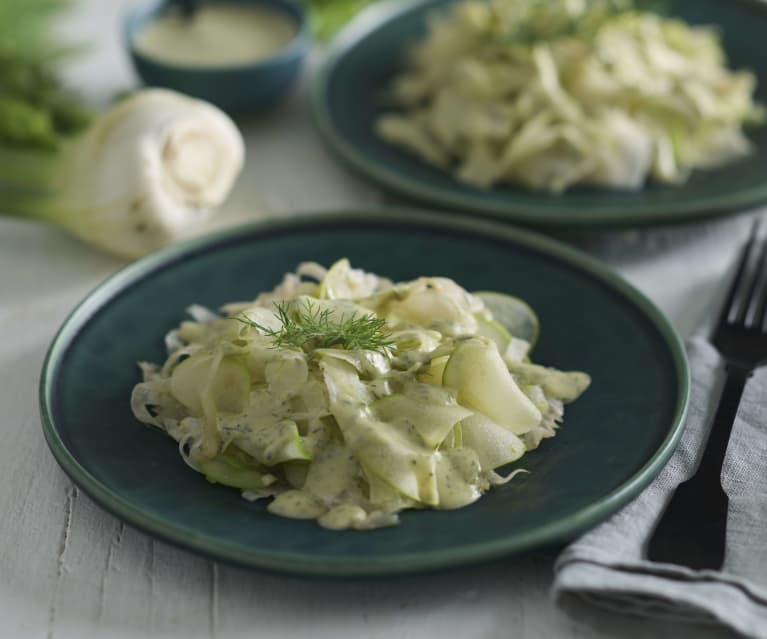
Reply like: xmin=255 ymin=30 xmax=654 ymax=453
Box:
xmin=722 ymin=221 xmax=761 ymax=327
xmin=744 ymin=228 xmax=767 ymax=330
xmin=743 ymin=222 xmax=767 ymax=328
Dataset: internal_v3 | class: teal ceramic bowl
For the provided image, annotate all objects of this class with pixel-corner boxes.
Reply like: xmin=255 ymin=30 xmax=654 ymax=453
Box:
xmin=313 ymin=0 xmax=767 ymax=227
xmin=126 ymin=0 xmax=310 ymax=113
xmin=39 ymin=209 xmax=689 ymax=577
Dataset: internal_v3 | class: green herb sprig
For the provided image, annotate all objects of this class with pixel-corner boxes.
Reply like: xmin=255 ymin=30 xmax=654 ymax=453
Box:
xmin=238 ymin=301 xmax=395 ymax=356
xmin=304 ymin=0 xmax=383 ymax=40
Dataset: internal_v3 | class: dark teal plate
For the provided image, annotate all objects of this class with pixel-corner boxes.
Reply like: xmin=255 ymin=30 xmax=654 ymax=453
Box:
xmin=40 ymin=210 xmax=689 ymax=576
xmin=313 ymin=0 xmax=767 ymax=228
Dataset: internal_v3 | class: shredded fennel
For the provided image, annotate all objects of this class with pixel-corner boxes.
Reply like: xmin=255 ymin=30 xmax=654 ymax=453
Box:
xmin=376 ymin=0 xmax=764 ymax=193
xmin=131 ymin=259 xmax=590 ymax=530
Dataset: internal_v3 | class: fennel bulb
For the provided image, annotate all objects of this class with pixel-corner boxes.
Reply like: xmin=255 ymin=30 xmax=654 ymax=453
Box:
xmin=1 ymin=89 xmax=245 ymax=258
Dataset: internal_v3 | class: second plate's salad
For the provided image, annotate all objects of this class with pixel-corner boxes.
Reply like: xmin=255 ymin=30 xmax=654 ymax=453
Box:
xmin=131 ymin=260 xmax=590 ymax=530
xmin=376 ymin=0 xmax=764 ymax=193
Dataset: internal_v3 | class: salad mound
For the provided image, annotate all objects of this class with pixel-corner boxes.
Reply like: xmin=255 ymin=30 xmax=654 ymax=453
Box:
xmin=131 ymin=260 xmax=590 ymax=530
xmin=376 ymin=0 xmax=764 ymax=193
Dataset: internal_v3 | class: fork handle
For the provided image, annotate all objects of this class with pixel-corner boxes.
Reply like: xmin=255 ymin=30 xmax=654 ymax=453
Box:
xmin=697 ymin=364 xmax=751 ymax=476
xmin=646 ymin=364 xmax=751 ymax=569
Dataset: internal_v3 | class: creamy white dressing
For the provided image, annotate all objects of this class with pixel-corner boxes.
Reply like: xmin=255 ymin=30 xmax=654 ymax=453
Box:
xmin=134 ymin=3 xmax=297 ymax=68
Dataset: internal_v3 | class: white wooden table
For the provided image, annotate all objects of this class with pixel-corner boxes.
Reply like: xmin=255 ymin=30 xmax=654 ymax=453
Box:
xmin=0 ymin=2 xmax=757 ymax=637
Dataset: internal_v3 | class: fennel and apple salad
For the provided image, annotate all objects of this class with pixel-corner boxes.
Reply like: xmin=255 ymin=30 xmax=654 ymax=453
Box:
xmin=131 ymin=260 xmax=590 ymax=530
xmin=376 ymin=0 xmax=764 ymax=193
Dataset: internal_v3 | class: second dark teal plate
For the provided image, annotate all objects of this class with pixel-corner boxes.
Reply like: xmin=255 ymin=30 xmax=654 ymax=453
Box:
xmin=313 ymin=0 xmax=767 ymax=227
xmin=40 ymin=210 xmax=688 ymax=576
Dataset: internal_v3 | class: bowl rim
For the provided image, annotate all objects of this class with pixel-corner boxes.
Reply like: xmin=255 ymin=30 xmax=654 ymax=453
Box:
xmin=124 ymin=0 xmax=312 ymax=72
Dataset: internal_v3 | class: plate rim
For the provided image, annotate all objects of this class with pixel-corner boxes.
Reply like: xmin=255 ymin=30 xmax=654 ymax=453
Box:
xmin=311 ymin=0 xmax=767 ymax=228
xmin=39 ymin=208 xmax=690 ymax=577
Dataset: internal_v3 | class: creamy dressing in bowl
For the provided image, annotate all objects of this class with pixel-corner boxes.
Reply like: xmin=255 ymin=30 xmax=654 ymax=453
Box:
xmin=134 ymin=2 xmax=298 ymax=67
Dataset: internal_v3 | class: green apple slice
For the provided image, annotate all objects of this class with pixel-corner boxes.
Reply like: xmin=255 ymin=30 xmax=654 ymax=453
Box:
xmin=460 ymin=413 xmax=526 ymax=470
xmin=348 ymin=419 xmax=439 ymax=505
xmin=321 ymin=357 xmax=439 ymax=504
xmin=475 ymin=317 xmax=512 ymax=353
xmin=373 ymin=390 xmax=472 ymax=448
xmin=170 ymin=352 xmax=250 ymax=414
xmin=197 ymin=446 xmax=277 ymax=491
xmin=442 ymin=338 xmax=542 ymax=435
xmin=417 ymin=354 xmax=449 ymax=385
xmin=434 ymin=448 xmax=483 ymax=509
xmin=317 ymin=258 xmax=352 ymax=299
xmin=474 ymin=291 xmax=539 ymax=347
xmin=233 ymin=419 xmax=311 ymax=466
xmin=316 ymin=257 xmax=379 ymax=300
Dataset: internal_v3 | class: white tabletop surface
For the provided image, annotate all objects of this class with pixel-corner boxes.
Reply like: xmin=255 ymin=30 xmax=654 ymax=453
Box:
xmin=0 ymin=2 xmax=760 ymax=637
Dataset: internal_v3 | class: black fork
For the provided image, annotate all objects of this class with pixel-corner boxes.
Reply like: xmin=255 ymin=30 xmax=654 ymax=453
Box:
xmin=646 ymin=221 xmax=767 ymax=570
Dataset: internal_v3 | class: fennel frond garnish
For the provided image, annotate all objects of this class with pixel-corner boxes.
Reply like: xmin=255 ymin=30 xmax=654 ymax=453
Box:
xmin=239 ymin=301 xmax=395 ymax=355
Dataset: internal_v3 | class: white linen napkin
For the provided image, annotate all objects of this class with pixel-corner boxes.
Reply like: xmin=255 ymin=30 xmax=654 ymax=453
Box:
xmin=553 ymin=336 xmax=767 ymax=639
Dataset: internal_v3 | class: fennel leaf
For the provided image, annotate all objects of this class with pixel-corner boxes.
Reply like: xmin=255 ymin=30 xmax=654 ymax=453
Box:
xmin=239 ymin=301 xmax=395 ymax=355
xmin=0 ymin=0 xmax=91 ymax=150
